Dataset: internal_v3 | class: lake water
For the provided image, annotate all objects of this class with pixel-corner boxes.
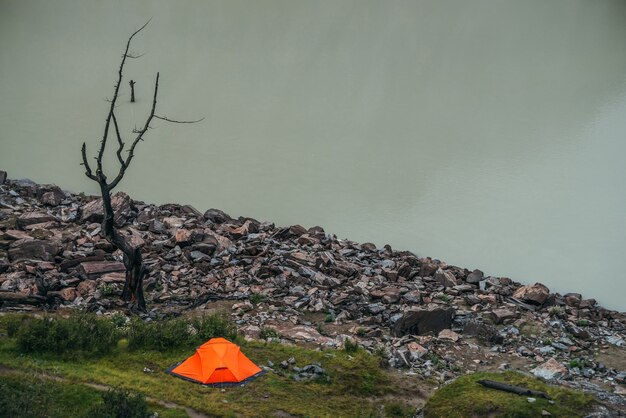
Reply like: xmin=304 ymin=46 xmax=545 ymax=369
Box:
xmin=1 ymin=0 xmax=625 ymax=310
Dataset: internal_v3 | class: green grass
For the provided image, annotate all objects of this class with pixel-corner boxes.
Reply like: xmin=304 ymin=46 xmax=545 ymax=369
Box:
xmin=0 ymin=370 xmax=187 ymax=418
xmin=0 ymin=313 xmax=416 ymax=417
xmin=423 ymin=371 xmax=594 ymax=418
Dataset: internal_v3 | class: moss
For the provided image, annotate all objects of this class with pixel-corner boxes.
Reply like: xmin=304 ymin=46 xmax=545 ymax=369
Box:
xmin=423 ymin=371 xmax=594 ymax=418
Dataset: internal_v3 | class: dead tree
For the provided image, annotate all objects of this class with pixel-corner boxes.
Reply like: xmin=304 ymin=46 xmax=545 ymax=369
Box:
xmin=129 ymin=80 xmax=136 ymax=102
xmin=80 ymin=22 xmax=202 ymax=312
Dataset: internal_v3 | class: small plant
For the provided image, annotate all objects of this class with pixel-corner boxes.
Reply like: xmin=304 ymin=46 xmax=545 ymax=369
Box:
xmin=343 ymin=339 xmax=360 ymax=354
xmin=109 ymin=313 xmax=128 ymax=328
xmin=154 ymin=281 xmax=164 ymax=293
xmin=435 ymin=294 xmax=451 ymax=303
xmin=86 ymin=387 xmax=152 ymax=418
xmin=99 ymin=284 xmax=116 ymax=297
xmin=260 ymin=327 xmax=280 ymax=341
xmin=549 ymin=307 xmax=564 ymax=318
xmin=576 ymin=319 xmax=590 ymax=327
xmin=249 ymin=293 xmax=266 ymax=305
xmin=316 ymin=324 xmax=326 ymax=335
xmin=356 ymin=327 xmax=367 ymax=337
xmin=324 ymin=312 xmax=335 ymax=323
xmin=542 ymin=338 xmax=553 ymax=346
xmin=569 ymin=358 xmax=588 ymax=369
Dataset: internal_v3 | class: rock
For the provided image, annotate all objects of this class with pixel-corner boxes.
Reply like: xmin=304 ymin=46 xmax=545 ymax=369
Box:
xmin=289 ymin=225 xmax=308 ymax=237
xmin=434 ymin=268 xmax=458 ymax=287
xmin=463 ymin=319 xmax=503 ymax=344
xmin=531 ymin=358 xmax=568 ymax=380
xmin=203 ymin=208 xmax=231 ymax=224
xmin=392 ymin=304 xmax=454 ymax=336
xmin=512 ymin=283 xmax=550 ymax=305
xmin=8 ymin=239 xmax=61 ymax=262
xmin=77 ymin=279 xmax=97 ymax=296
xmin=484 ymin=308 xmax=519 ymax=325
xmin=78 ymin=261 xmax=126 ymax=279
xmin=407 ymin=342 xmax=428 ymax=360
xmin=0 ymin=170 xmax=6 ymax=184
xmin=466 ymin=269 xmax=484 ymax=284
xmin=16 ymin=211 xmax=59 ymax=229
xmin=438 ymin=329 xmax=461 ymax=342
xmin=80 ymin=192 xmax=132 ymax=226
xmin=564 ymin=293 xmax=582 ymax=307
xmin=40 ymin=188 xmax=65 ymax=206
xmin=59 ymin=287 xmax=78 ymax=302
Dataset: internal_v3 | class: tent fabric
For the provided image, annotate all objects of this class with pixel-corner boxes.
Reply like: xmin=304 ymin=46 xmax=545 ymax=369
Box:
xmin=166 ymin=338 xmax=265 ymax=387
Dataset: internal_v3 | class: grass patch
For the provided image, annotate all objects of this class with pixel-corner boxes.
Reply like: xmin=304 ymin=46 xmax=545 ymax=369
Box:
xmin=0 ymin=313 xmax=418 ymax=417
xmin=0 ymin=370 xmax=186 ymax=418
xmin=423 ymin=371 xmax=594 ymax=418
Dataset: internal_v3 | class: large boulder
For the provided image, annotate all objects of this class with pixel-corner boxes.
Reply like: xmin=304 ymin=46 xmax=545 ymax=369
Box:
xmin=80 ymin=192 xmax=132 ymax=226
xmin=8 ymin=239 xmax=61 ymax=262
xmin=392 ymin=304 xmax=455 ymax=336
xmin=513 ymin=283 xmax=550 ymax=305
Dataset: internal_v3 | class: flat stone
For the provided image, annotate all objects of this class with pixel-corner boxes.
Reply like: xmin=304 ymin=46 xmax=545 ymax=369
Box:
xmin=438 ymin=329 xmax=461 ymax=342
xmin=78 ymin=261 xmax=126 ymax=279
xmin=8 ymin=239 xmax=61 ymax=262
xmin=17 ymin=211 xmax=59 ymax=229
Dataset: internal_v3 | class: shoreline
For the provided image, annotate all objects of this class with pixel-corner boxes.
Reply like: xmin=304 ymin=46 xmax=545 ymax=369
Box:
xmin=1 ymin=170 xmax=626 ymax=409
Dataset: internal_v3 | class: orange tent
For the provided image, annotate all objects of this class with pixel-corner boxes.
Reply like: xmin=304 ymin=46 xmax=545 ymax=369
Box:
xmin=166 ymin=338 xmax=265 ymax=387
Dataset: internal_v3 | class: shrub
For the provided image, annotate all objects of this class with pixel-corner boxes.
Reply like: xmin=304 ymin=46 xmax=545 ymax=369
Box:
xmin=127 ymin=314 xmax=237 ymax=351
xmin=249 ymin=293 xmax=266 ymax=305
xmin=85 ymin=388 xmax=151 ymax=418
xmin=343 ymin=339 xmax=359 ymax=354
xmin=260 ymin=327 xmax=280 ymax=341
xmin=16 ymin=313 xmax=120 ymax=356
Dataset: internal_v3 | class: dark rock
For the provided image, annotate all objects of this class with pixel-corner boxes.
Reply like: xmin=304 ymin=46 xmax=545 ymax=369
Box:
xmin=466 ymin=269 xmax=484 ymax=284
xmin=392 ymin=304 xmax=454 ymax=336
xmin=463 ymin=319 xmax=504 ymax=344
xmin=203 ymin=208 xmax=231 ymax=224
xmin=8 ymin=239 xmax=61 ymax=262
xmin=0 ymin=170 xmax=6 ymax=184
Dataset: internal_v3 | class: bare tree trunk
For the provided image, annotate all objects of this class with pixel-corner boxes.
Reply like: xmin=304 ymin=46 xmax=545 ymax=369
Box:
xmin=129 ymin=80 xmax=136 ymax=103
xmin=99 ymin=184 xmax=145 ymax=311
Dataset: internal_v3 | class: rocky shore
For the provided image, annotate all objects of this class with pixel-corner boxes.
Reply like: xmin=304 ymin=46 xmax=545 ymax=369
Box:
xmin=0 ymin=171 xmax=625 ymax=413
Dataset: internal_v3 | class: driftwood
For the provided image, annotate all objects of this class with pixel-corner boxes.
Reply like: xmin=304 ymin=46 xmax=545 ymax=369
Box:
xmin=478 ymin=379 xmax=552 ymax=400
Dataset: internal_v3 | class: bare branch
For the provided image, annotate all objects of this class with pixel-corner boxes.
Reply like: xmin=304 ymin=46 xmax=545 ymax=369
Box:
xmin=126 ymin=52 xmax=146 ymax=59
xmin=154 ymin=115 xmax=205 ymax=124
xmin=81 ymin=142 xmax=98 ymax=181
xmin=108 ymin=72 xmax=159 ymax=191
xmin=96 ymin=19 xmax=151 ymax=180
xmin=111 ymin=112 xmax=126 ymax=168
